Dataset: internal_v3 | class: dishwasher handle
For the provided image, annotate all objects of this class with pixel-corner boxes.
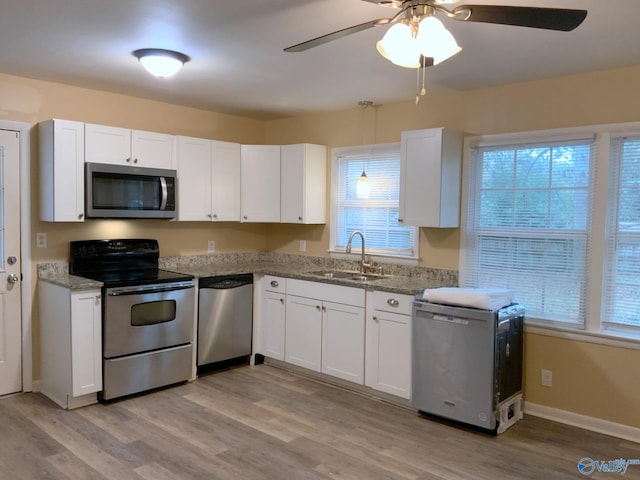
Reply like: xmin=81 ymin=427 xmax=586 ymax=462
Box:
xmin=199 ymin=273 xmax=253 ymax=289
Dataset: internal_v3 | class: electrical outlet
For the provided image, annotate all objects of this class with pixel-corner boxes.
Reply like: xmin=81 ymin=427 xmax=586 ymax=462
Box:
xmin=299 ymin=240 xmax=306 ymax=252
xmin=36 ymin=232 xmax=47 ymax=248
xmin=207 ymin=240 xmax=215 ymax=254
xmin=541 ymin=369 xmax=553 ymax=387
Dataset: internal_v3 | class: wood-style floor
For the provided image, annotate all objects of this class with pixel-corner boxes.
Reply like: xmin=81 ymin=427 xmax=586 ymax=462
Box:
xmin=1 ymin=364 xmax=638 ymax=480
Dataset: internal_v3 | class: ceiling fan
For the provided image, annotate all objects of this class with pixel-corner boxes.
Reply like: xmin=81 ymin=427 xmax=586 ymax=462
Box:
xmin=284 ymin=1 xmax=588 ymax=68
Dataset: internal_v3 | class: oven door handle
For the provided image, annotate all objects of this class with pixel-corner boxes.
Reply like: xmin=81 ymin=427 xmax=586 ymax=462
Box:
xmin=159 ymin=177 xmax=168 ymax=211
xmin=107 ymin=284 xmax=194 ymax=296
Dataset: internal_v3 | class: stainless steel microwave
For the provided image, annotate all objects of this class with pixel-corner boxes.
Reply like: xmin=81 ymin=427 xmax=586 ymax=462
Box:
xmin=85 ymin=162 xmax=177 ymax=219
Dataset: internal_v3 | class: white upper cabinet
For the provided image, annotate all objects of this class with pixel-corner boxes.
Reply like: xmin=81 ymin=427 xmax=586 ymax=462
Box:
xmin=85 ymin=123 xmax=175 ymax=169
xmin=39 ymin=119 xmax=86 ymax=222
xmin=240 ymin=144 xmax=281 ymax=222
xmin=399 ymin=128 xmax=462 ymax=228
xmin=280 ymin=143 xmax=327 ymax=224
xmin=176 ymin=137 xmax=241 ymax=222
xmin=176 ymin=135 xmax=213 ymax=221
xmin=211 ymin=140 xmax=241 ymax=221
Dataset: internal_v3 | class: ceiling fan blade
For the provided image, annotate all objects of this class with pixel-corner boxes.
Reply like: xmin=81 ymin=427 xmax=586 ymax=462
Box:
xmin=284 ymin=18 xmax=390 ymax=52
xmin=452 ymin=5 xmax=587 ymax=32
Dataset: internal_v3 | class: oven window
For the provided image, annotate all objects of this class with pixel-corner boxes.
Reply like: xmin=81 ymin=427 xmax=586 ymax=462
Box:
xmin=131 ymin=300 xmax=177 ymax=326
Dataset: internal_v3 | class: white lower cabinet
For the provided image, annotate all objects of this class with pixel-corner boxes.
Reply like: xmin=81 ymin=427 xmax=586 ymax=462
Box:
xmin=286 ymin=279 xmax=365 ymax=383
xmin=39 ymin=282 xmax=102 ymax=409
xmin=285 ymin=295 xmax=322 ymax=371
xmin=261 ymin=276 xmax=287 ymax=361
xmin=365 ymin=291 xmax=414 ymax=399
xmin=322 ymin=301 xmax=365 ymax=384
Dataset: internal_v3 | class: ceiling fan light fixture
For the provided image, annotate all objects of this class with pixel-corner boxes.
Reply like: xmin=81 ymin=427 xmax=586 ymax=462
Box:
xmin=417 ymin=16 xmax=461 ymax=65
xmin=133 ymin=48 xmax=190 ymax=78
xmin=375 ymin=22 xmax=421 ymax=68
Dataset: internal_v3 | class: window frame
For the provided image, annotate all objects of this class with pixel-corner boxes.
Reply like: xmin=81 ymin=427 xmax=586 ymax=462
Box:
xmin=329 ymin=143 xmax=419 ymax=264
xmin=461 ymin=124 xmax=640 ymax=347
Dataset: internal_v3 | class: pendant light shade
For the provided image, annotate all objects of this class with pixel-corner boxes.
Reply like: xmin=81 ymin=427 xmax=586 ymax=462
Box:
xmin=356 ymin=170 xmax=371 ymax=199
xmin=133 ymin=48 xmax=190 ymax=78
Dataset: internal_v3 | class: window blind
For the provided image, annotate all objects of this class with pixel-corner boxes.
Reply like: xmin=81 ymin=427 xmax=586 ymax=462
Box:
xmin=603 ymin=136 xmax=640 ymax=332
xmin=463 ymin=140 xmax=595 ymax=325
xmin=333 ymin=149 xmax=417 ymax=256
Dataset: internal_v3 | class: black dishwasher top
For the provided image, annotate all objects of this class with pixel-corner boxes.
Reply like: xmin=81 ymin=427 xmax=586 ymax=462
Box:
xmin=199 ymin=273 xmax=253 ymax=289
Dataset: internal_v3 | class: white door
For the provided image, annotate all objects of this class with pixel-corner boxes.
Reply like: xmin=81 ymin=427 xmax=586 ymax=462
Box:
xmin=0 ymin=130 xmax=21 ymax=396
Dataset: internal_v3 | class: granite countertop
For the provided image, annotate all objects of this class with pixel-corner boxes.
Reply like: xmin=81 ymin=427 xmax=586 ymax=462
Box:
xmin=38 ymin=252 xmax=457 ymax=296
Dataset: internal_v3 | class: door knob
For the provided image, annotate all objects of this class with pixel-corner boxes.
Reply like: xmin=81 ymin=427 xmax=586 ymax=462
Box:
xmin=7 ymin=274 xmax=19 ymax=284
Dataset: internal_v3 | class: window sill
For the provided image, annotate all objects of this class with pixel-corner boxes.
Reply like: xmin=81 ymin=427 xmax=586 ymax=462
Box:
xmin=525 ymin=321 xmax=640 ymax=351
xmin=328 ymin=250 xmax=419 ymax=267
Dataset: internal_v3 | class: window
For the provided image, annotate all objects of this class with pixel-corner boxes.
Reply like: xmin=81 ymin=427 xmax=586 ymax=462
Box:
xmin=331 ymin=144 xmax=418 ymax=259
xmin=603 ymin=136 xmax=640 ymax=333
xmin=463 ymin=125 xmax=640 ymax=341
xmin=462 ymin=136 xmax=596 ymax=328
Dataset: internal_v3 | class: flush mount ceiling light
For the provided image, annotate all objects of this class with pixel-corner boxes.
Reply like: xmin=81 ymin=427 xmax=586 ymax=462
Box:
xmin=133 ymin=48 xmax=190 ymax=78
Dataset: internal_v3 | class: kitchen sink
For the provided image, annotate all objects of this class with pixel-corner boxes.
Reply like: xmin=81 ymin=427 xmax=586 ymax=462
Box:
xmin=309 ymin=270 xmax=387 ymax=282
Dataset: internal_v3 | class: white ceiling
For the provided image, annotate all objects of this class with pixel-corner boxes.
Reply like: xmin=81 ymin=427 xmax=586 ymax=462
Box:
xmin=1 ymin=0 xmax=638 ymax=120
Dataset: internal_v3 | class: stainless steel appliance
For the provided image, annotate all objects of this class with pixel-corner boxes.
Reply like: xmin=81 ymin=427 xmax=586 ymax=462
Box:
xmin=411 ymin=300 xmax=524 ymax=434
xmin=197 ymin=274 xmax=253 ymax=369
xmin=69 ymin=239 xmax=195 ymax=400
xmin=85 ymin=162 xmax=176 ymax=219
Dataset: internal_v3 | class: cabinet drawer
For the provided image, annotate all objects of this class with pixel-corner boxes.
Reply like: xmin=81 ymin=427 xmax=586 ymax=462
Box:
xmin=287 ymin=279 xmax=365 ymax=307
xmin=372 ymin=291 xmax=414 ymax=316
xmin=264 ymin=275 xmax=286 ymax=293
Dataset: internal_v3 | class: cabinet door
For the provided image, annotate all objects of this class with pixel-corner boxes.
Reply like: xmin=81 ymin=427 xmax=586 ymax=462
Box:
xmin=211 ymin=140 xmax=241 ymax=221
xmin=176 ymin=136 xmax=213 ymax=221
xmin=240 ymin=145 xmax=281 ymax=222
xmin=39 ymin=119 xmax=85 ymax=222
xmin=262 ymin=291 xmax=286 ymax=361
xmin=322 ymin=301 xmax=365 ymax=384
xmin=281 ymin=144 xmax=327 ymax=224
xmin=131 ymin=130 xmax=175 ymax=169
xmin=70 ymin=291 xmax=102 ymax=397
xmin=85 ymin=123 xmax=131 ymax=165
xmin=366 ymin=309 xmax=411 ymax=398
xmin=285 ymin=295 xmax=322 ymax=371
xmin=399 ymin=128 xmax=462 ymax=227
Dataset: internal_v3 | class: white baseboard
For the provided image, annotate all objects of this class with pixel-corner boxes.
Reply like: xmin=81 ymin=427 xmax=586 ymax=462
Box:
xmin=525 ymin=401 xmax=640 ymax=444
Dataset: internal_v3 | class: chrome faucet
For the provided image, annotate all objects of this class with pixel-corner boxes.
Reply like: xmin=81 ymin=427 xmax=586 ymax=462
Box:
xmin=346 ymin=230 xmax=372 ymax=274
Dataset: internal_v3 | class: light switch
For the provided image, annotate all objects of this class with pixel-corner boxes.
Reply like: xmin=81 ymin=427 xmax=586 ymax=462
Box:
xmin=36 ymin=232 xmax=47 ymax=248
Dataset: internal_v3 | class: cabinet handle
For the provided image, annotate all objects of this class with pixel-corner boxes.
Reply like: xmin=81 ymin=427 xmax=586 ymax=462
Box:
xmin=398 ymin=218 xmax=404 ymax=223
xmin=372 ymin=316 xmax=378 ymax=321
xmin=78 ymin=213 xmax=84 ymax=220
xmin=279 ymin=298 xmax=284 ymax=304
xmin=133 ymin=158 xmax=138 ymax=164
xmin=316 ymin=305 xmax=321 ymax=311
xmin=213 ymin=213 xmax=218 ymax=219
xmin=126 ymin=157 xmax=131 ymax=163
xmin=208 ymin=213 xmax=212 ymax=219
xmin=322 ymin=306 xmax=326 ymax=312
xmin=387 ymin=298 xmax=399 ymax=307
xmin=270 ymin=280 xmax=279 ymax=288
xmin=298 ymin=216 xmax=303 ymax=221
xmin=243 ymin=216 xmax=248 ymax=220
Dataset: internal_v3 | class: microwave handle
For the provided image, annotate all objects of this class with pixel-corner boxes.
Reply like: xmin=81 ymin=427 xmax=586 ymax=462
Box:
xmin=159 ymin=177 xmax=168 ymax=211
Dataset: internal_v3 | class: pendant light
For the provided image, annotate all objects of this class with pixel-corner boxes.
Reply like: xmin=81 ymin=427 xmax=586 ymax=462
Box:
xmin=357 ymin=101 xmax=374 ymax=199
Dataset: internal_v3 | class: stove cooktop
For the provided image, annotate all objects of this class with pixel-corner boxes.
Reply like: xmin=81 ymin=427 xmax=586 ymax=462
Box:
xmin=77 ymin=268 xmax=193 ymax=288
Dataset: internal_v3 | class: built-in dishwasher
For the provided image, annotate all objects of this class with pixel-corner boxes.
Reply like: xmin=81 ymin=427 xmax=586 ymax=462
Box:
xmin=197 ymin=274 xmax=253 ymax=370
xmin=411 ymin=300 xmax=525 ymax=434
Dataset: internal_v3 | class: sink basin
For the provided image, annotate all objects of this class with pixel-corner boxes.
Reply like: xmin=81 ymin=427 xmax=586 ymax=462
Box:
xmin=309 ymin=270 xmax=387 ymax=282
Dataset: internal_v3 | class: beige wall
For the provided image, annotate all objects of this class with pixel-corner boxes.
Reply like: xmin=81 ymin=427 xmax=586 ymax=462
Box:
xmin=3 ymin=65 xmax=640 ymax=429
